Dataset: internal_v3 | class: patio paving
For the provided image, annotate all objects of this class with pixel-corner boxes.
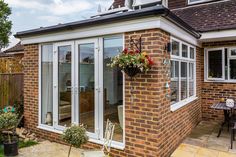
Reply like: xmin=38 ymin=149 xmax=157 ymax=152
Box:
xmin=18 ymin=141 xmax=83 ymax=157
xmin=172 ymin=121 xmax=236 ymax=157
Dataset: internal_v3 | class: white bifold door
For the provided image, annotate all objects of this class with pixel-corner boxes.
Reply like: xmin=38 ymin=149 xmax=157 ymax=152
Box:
xmin=52 ymin=36 xmax=124 ymax=145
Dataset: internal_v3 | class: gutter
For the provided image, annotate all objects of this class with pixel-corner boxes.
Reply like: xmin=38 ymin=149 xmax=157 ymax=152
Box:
xmin=14 ymin=5 xmax=200 ymax=39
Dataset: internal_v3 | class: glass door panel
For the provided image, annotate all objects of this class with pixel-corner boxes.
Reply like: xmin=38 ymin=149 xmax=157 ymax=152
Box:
xmin=103 ymin=37 xmax=124 ymax=142
xmin=58 ymin=45 xmax=72 ymax=127
xmin=79 ymin=43 xmax=95 ymax=133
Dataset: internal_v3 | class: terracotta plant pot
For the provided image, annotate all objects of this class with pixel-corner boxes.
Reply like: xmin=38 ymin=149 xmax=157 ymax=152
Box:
xmin=124 ymin=66 xmax=141 ymax=78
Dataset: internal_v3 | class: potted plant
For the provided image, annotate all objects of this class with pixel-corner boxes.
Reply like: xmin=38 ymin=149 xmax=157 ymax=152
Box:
xmin=62 ymin=124 xmax=88 ymax=157
xmin=108 ymin=48 xmax=154 ymax=78
xmin=0 ymin=112 xmax=18 ymax=156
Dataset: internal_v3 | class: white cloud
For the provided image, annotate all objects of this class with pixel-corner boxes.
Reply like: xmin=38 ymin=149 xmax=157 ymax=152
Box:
xmin=38 ymin=15 xmax=62 ymax=23
xmin=5 ymin=0 xmax=46 ymax=10
xmin=49 ymin=0 xmax=92 ymax=15
xmin=5 ymin=0 xmax=94 ymax=15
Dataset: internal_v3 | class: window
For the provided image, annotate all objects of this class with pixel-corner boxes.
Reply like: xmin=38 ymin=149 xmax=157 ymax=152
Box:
xmin=205 ymin=47 xmax=236 ymax=82
xmin=170 ymin=38 xmax=196 ymax=109
xmin=39 ymin=35 xmax=125 ymax=149
xmin=188 ymin=0 xmax=213 ymax=5
xmin=41 ymin=44 xmax=53 ymax=126
xmin=103 ymin=36 xmax=124 ymax=143
xmin=206 ymin=48 xmax=224 ymax=80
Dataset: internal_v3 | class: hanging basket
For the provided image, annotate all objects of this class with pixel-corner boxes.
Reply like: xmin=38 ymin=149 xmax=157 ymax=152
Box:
xmin=124 ymin=66 xmax=141 ymax=78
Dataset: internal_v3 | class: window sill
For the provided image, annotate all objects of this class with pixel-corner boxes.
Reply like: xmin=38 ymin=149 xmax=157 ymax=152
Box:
xmin=170 ymin=96 xmax=198 ymax=112
xmin=204 ymin=80 xmax=236 ymax=83
xmin=37 ymin=125 xmax=125 ymax=150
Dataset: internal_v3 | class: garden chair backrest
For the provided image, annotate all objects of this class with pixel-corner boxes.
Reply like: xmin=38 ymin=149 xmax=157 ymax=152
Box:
xmin=102 ymin=119 xmax=115 ymax=153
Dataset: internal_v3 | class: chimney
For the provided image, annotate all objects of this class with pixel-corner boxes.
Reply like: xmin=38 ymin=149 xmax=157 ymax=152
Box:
xmin=125 ymin=0 xmax=133 ymax=9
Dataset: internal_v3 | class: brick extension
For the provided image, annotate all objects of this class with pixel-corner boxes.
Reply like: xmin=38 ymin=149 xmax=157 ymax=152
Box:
xmin=201 ymin=41 xmax=236 ymax=121
xmin=23 ymin=29 xmax=202 ymax=157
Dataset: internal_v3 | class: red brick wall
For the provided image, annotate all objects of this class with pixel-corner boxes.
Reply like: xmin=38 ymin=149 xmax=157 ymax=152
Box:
xmin=202 ymin=41 xmax=236 ymax=121
xmin=23 ymin=29 xmax=202 ymax=157
xmin=169 ymin=0 xmax=187 ymax=9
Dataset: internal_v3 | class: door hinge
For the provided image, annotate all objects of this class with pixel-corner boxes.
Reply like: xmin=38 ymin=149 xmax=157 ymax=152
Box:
xmin=96 ymin=47 xmax=100 ymax=52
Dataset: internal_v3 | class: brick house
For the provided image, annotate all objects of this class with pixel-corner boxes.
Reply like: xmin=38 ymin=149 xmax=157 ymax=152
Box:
xmin=14 ymin=0 xmax=236 ymax=156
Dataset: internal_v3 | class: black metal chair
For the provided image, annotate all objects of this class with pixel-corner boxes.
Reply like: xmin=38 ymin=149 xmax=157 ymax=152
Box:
xmin=230 ymin=109 xmax=236 ymax=149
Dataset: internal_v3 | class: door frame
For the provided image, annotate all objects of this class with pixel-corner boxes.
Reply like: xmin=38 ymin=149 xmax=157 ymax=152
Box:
xmin=53 ymin=41 xmax=75 ymax=131
xmin=75 ymin=38 xmax=100 ymax=139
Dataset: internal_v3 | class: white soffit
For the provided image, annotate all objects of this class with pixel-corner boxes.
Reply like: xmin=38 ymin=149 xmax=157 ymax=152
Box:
xmin=200 ymin=29 xmax=236 ymax=42
xmin=20 ymin=16 xmax=198 ymax=46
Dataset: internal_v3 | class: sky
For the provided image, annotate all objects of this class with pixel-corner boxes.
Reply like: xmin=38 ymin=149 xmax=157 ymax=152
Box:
xmin=3 ymin=0 xmax=114 ymax=50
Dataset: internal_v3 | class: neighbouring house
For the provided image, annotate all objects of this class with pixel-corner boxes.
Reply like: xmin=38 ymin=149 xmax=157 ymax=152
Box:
xmin=0 ymin=42 xmax=24 ymax=73
xmin=14 ymin=0 xmax=236 ymax=156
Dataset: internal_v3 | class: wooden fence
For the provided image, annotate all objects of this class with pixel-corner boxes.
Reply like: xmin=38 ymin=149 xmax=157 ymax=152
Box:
xmin=0 ymin=73 xmax=24 ymax=108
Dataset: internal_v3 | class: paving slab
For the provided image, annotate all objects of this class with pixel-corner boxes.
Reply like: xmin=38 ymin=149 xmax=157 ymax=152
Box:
xmin=18 ymin=141 xmax=83 ymax=157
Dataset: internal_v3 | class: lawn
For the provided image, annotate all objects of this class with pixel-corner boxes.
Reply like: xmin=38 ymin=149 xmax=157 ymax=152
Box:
xmin=0 ymin=140 xmax=38 ymax=157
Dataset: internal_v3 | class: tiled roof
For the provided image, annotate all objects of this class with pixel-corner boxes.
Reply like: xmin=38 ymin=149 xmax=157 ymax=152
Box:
xmin=112 ymin=0 xmax=236 ymax=32
xmin=3 ymin=42 xmax=24 ymax=54
xmin=172 ymin=0 xmax=236 ymax=32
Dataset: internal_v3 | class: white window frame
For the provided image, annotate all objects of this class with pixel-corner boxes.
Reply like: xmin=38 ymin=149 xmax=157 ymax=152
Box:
xmin=188 ymin=0 xmax=213 ymax=5
xmin=204 ymin=47 xmax=236 ymax=83
xmin=205 ymin=48 xmax=225 ymax=81
xmin=38 ymin=34 xmax=125 ymax=150
xmin=170 ymin=37 xmax=197 ymax=112
xmin=228 ymin=47 xmax=236 ymax=81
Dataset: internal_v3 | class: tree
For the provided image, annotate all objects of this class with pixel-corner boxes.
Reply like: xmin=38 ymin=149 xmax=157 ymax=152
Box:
xmin=0 ymin=0 xmax=12 ymax=51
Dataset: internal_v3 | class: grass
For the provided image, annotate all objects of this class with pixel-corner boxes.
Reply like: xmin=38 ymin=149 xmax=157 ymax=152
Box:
xmin=0 ymin=140 xmax=38 ymax=157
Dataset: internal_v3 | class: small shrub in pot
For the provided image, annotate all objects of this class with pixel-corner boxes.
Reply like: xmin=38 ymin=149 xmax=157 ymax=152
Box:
xmin=0 ymin=112 xmax=18 ymax=156
xmin=62 ymin=124 xmax=88 ymax=157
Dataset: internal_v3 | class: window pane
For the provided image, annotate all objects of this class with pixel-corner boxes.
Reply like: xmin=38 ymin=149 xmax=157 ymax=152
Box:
xmin=190 ymin=47 xmax=194 ymax=59
xmin=230 ymin=60 xmax=236 ymax=79
xmin=189 ymin=63 xmax=194 ymax=97
xmin=182 ymin=44 xmax=188 ymax=58
xmin=231 ymin=49 xmax=236 ymax=56
xmin=58 ymin=45 xmax=72 ymax=127
xmin=171 ymin=61 xmax=179 ymax=104
xmin=104 ymin=36 xmax=123 ymax=142
xmin=208 ymin=50 xmax=223 ymax=78
xmin=172 ymin=40 xmax=180 ymax=56
xmin=79 ymin=43 xmax=95 ymax=133
xmin=181 ymin=62 xmax=187 ymax=100
xmin=41 ymin=45 xmax=53 ymax=126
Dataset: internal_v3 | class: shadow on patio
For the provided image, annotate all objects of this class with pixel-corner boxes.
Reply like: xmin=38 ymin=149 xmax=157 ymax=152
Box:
xmin=171 ymin=121 xmax=236 ymax=157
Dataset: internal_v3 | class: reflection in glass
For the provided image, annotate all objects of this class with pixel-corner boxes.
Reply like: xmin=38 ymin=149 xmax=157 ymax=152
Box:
xmin=58 ymin=45 xmax=72 ymax=127
xmin=172 ymin=40 xmax=180 ymax=56
xmin=230 ymin=60 xmax=236 ymax=79
xmin=79 ymin=43 xmax=95 ymax=133
xmin=41 ymin=45 xmax=53 ymax=126
xmin=181 ymin=62 xmax=187 ymax=100
xmin=182 ymin=44 xmax=188 ymax=58
xmin=189 ymin=63 xmax=194 ymax=97
xmin=171 ymin=61 xmax=179 ymax=104
xmin=190 ymin=47 xmax=194 ymax=59
xmin=208 ymin=50 xmax=222 ymax=78
xmin=103 ymin=37 xmax=123 ymax=142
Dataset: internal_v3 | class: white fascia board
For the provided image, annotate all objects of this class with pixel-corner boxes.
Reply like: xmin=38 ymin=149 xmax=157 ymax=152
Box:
xmin=21 ymin=16 xmax=160 ymax=44
xmin=20 ymin=16 xmax=198 ymax=46
xmin=200 ymin=29 xmax=236 ymax=42
xmin=159 ymin=17 xmax=199 ymax=46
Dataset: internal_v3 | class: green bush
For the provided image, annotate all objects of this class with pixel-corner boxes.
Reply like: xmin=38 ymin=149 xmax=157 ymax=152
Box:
xmin=62 ymin=124 xmax=88 ymax=157
xmin=0 ymin=112 xmax=18 ymax=130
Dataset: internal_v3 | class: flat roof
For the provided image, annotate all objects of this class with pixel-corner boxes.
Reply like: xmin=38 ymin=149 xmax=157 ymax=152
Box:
xmin=15 ymin=5 xmax=200 ymax=39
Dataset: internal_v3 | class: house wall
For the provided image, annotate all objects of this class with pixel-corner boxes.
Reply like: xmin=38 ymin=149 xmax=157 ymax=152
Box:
xmin=168 ymin=0 xmax=187 ymax=9
xmin=201 ymin=40 xmax=236 ymax=121
xmin=23 ymin=28 xmax=202 ymax=157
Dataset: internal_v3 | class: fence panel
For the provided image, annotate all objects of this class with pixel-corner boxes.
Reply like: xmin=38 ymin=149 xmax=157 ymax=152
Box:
xmin=0 ymin=73 xmax=24 ymax=108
